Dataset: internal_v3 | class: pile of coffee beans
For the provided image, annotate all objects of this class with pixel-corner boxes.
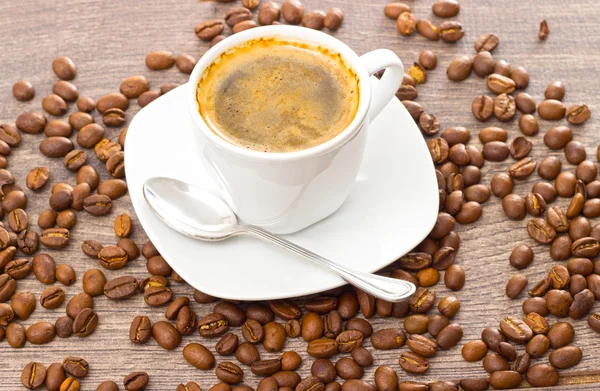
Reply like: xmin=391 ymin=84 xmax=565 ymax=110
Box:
xmin=384 ymin=1 xmax=464 ymax=43
xmin=3 ymin=0 xmax=599 ymax=390
xmin=195 ymin=0 xmax=344 ymax=49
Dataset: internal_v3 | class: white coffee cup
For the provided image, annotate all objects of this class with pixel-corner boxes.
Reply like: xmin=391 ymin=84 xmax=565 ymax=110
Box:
xmin=188 ymin=25 xmax=403 ymax=234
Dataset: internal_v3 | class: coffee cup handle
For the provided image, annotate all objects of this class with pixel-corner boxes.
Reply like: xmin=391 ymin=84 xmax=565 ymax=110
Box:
xmin=359 ymin=49 xmax=404 ymax=122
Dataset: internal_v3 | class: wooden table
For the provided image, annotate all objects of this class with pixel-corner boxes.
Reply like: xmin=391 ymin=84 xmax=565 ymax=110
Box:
xmin=1 ymin=0 xmax=599 ymax=389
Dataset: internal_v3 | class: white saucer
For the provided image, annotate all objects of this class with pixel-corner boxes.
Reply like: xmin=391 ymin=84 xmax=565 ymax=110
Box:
xmin=125 ymin=83 xmax=438 ymax=301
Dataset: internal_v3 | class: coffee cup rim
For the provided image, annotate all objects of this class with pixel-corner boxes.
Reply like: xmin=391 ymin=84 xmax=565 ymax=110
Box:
xmin=187 ymin=25 xmax=372 ymax=161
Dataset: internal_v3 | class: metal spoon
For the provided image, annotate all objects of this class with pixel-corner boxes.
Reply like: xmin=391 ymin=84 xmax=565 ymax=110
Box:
xmin=143 ymin=177 xmax=416 ymax=302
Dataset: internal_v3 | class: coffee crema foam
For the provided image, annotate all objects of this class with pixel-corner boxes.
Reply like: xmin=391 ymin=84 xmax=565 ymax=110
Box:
xmin=196 ymin=38 xmax=360 ymax=153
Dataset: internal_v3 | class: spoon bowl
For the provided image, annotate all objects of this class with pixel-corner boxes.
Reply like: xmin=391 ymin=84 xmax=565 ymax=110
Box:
xmin=143 ymin=177 xmax=240 ymax=240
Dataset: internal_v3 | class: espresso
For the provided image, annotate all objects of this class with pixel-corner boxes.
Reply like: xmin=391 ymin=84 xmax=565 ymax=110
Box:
xmin=196 ymin=39 xmax=360 ymax=153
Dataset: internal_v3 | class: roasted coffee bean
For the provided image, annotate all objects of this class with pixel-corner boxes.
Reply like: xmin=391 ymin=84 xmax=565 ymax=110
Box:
xmin=577 ymin=160 xmax=598 ymax=184
xmin=487 ymin=74 xmax=515 ymax=94
xmin=251 ymin=359 xmax=282 ymax=377
xmin=216 ymin=362 xmax=244 ymax=384
xmin=281 ymin=351 xmax=302 ymax=371
xmin=301 ymin=10 xmax=325 ymax=30
xmin=527 ymin=218 xmax=556 ymax=244
xmin=526 ymin=364 xmax=559 ymax=387
xmin=83 ymin=194 xmax=112 ymax=216
xmin=269 ymin=300 xmax=302 ymax=320
xmin=546 ymin=322 xmax=575 ymax=350
xmin=2 ymin=190 xmax=26 ymax=213
xmin=45 ymin=119 xmax=72 ymax=138
xmin=215 ymin=301 xmax=246 ymax=327
xmin=0 ymin=303 xmax=13 ymax=326
xmin=68 ymin=112 xmax=92 ymax=133
xmin=305 ymin=297 xmax=338 ymax=315
xmin=473 ymin=51 xmax=495 ymax=78
xmin=263 ymin=321 xmax=286 ymax=351
xmin=0 ymin=124 xmax=20 ymax=147
xmin=547 ymin=346 xmax=583 ymax=370
xmin=483 ymin=353 xmax=509 ymax=373
xmin=499 ymin=316 xmax=532 ymax=343
xmin=524 ymin=334 xmax=550 ymax=358
xmin=432 ymin=0 xmax=459 ymax=17
xmin=104 ymin=275 xmax=138 ymax=300
xmin=436 ymin=323 xmax=462 ymax=350
xmin=509 ymin=137 xmax=532 ymax=160
xmin=482 ymin=141 xmax=509 ymax=161
xmin=199 ymin=313 xmax=228 ymax=338
xmin=406 ymin=334 xmax=437 ymax=358
xmin=16 ymin=230 xmax=38 ymax=255
xmin=569 ymin=288 xmax=595 ymax=319
xmin=572 ymin=236 xmax=600 ymax=258
xmin=41 ymin=94 xmax=68 ymax=116
xmin=370 ymin=328 xmax=405 ymax=350
xmin=538 ymin=156 xmax=562 ymax=181
xmin=234 ymin=342 xmax=260 ymax=366
xmin=506 ymin=274 xmax=527 ymax=299
xmin=98 ymin=245 xmax=128 ymax=270
xmin=71 ymin=307 xmax=98 ymax=337
xmin=546 ymin=289 xmax=573 ymax=317
xmin=490 ymin=173 xmax=513 ymax=198
xmin=415 ymin=19 xmax=439 ymax=41
xmin=410 ymin=287 xmax=436 ymax=312
xmin=103 ymin=108 xmax=126 ymax=127
xmin=502 ymin=194 xmax=526 ymax=220
xmin=439 ymin=21 xmax=463 ymax=42
xmin=462 ymin=340 xmax=487 ymax=362
xmin=22 ymin=362 xmax=47 ymax=389
xmin=46 ymin=362 xmax=67 ymax=391
xmin=39 ymin=227 xmax=70 ymax=249
xmin=446 ymin=56 xmax=472 ymax=81
xmin=243 ymin=303 xmax=273 ymax=326
xmin=11 ymin=291 xmax=35 ymax=320
xmin=566 ymin=103 xmax=591 ymax=124
xmin=26 ymin=321 xmax=55 ymax=344
xmin=40 ymin=136 xmax=73 ymax=158
xmin=347 ymin=347 xmax=372 ymax=368
xmin=335 ymin=358 xmax=363 ymax=380
xmin=336 ymin=329 xmax=364 ymax=353
xmin=95 ymin=139 xmax=121 ymax=161
xmin=441 ymin=126 xmax=470 ymax=146
xmin=56 ymin=210 xmax=76 ymax=230
xmin=130 ymin=315 xmax=152 ymax=344
xmin=123 ymin=372 xmax=149 ymax=391
xmin=6 ymin=321 xmax=25 ymax=347
xmin=399 ymin=351 xmax=428 ymax=374
xmin=183 ymin=342 xmax=215 ymax=370
xmin=384 ymin=2 xmax=411 ymax=19
xmin=144 ymin=51 xmax=175 ymax=71
xmin=13 ymin=80 xmax=35 ymax=101
xmin=475 ymin=33 xmax=499 ymax=52
xmin=62 ymin=357 xmax=89 ymax=378
xmin=538 ymin=99 xmax=566 ymax=120
xmin=281 ymin=0 xmax=304 ymax=24
xmin=444 ymin=265 xmax=465 ymax=290
xmin=510 ymin=66 xmax=529 ymax=89
xmin=488 ymin=371 xmax=522 ymax=389
xmin=307 ymin=338 xmax=339 ymax=358
xmin=556 ymin=172 xmax=577 ymax=198
xmin=356 ymin=289 xmax=376 ymax=318
xmin=494 ymin=93 xmax=516 ymax=121
xmin=40 ymin=286 xmax=65 ymax=309
xmin=4 ymin=258 xmax=31 ymax=280
xmin=479 ymin=126 xmax=507 ymax=144
xmin=419 ymin=113 xmax=440 ymax=136
xmin=284 ymin=319 xmax=301 ymax=338
xmin=493 ymin=59 xmax=511 ymax=76
xmin=151 ymin=321 xmax=181 ymax=350
xmin=427 ymin=138 xmax=449 ymax=164
xmin=396 ymin=11 xmax=417 ymax=36
xmin=241 ymin=319 xmax=264 ymax=344
xmin=543 ymin=81 xmax=564 ymax=101
xmin=471 ymin=95 xmax=493 ymax=121
xmin=522 ymin=297 xmax=549 ymax=316
xmin=345 ymin=317 xmax=373 ymax=338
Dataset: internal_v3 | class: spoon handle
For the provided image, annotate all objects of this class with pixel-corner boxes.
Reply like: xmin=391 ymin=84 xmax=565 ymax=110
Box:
xmin=242 ymin=226 xmax=416 ymax=302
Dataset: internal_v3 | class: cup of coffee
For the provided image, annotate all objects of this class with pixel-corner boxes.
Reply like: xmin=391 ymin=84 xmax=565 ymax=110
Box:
xmin=188 ymin=25 xmax=403 ymax=234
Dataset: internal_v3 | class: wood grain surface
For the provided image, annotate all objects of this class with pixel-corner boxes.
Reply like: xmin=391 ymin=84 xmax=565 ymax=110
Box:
xmin=1 ymin=0 xmax=600 ymax=389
